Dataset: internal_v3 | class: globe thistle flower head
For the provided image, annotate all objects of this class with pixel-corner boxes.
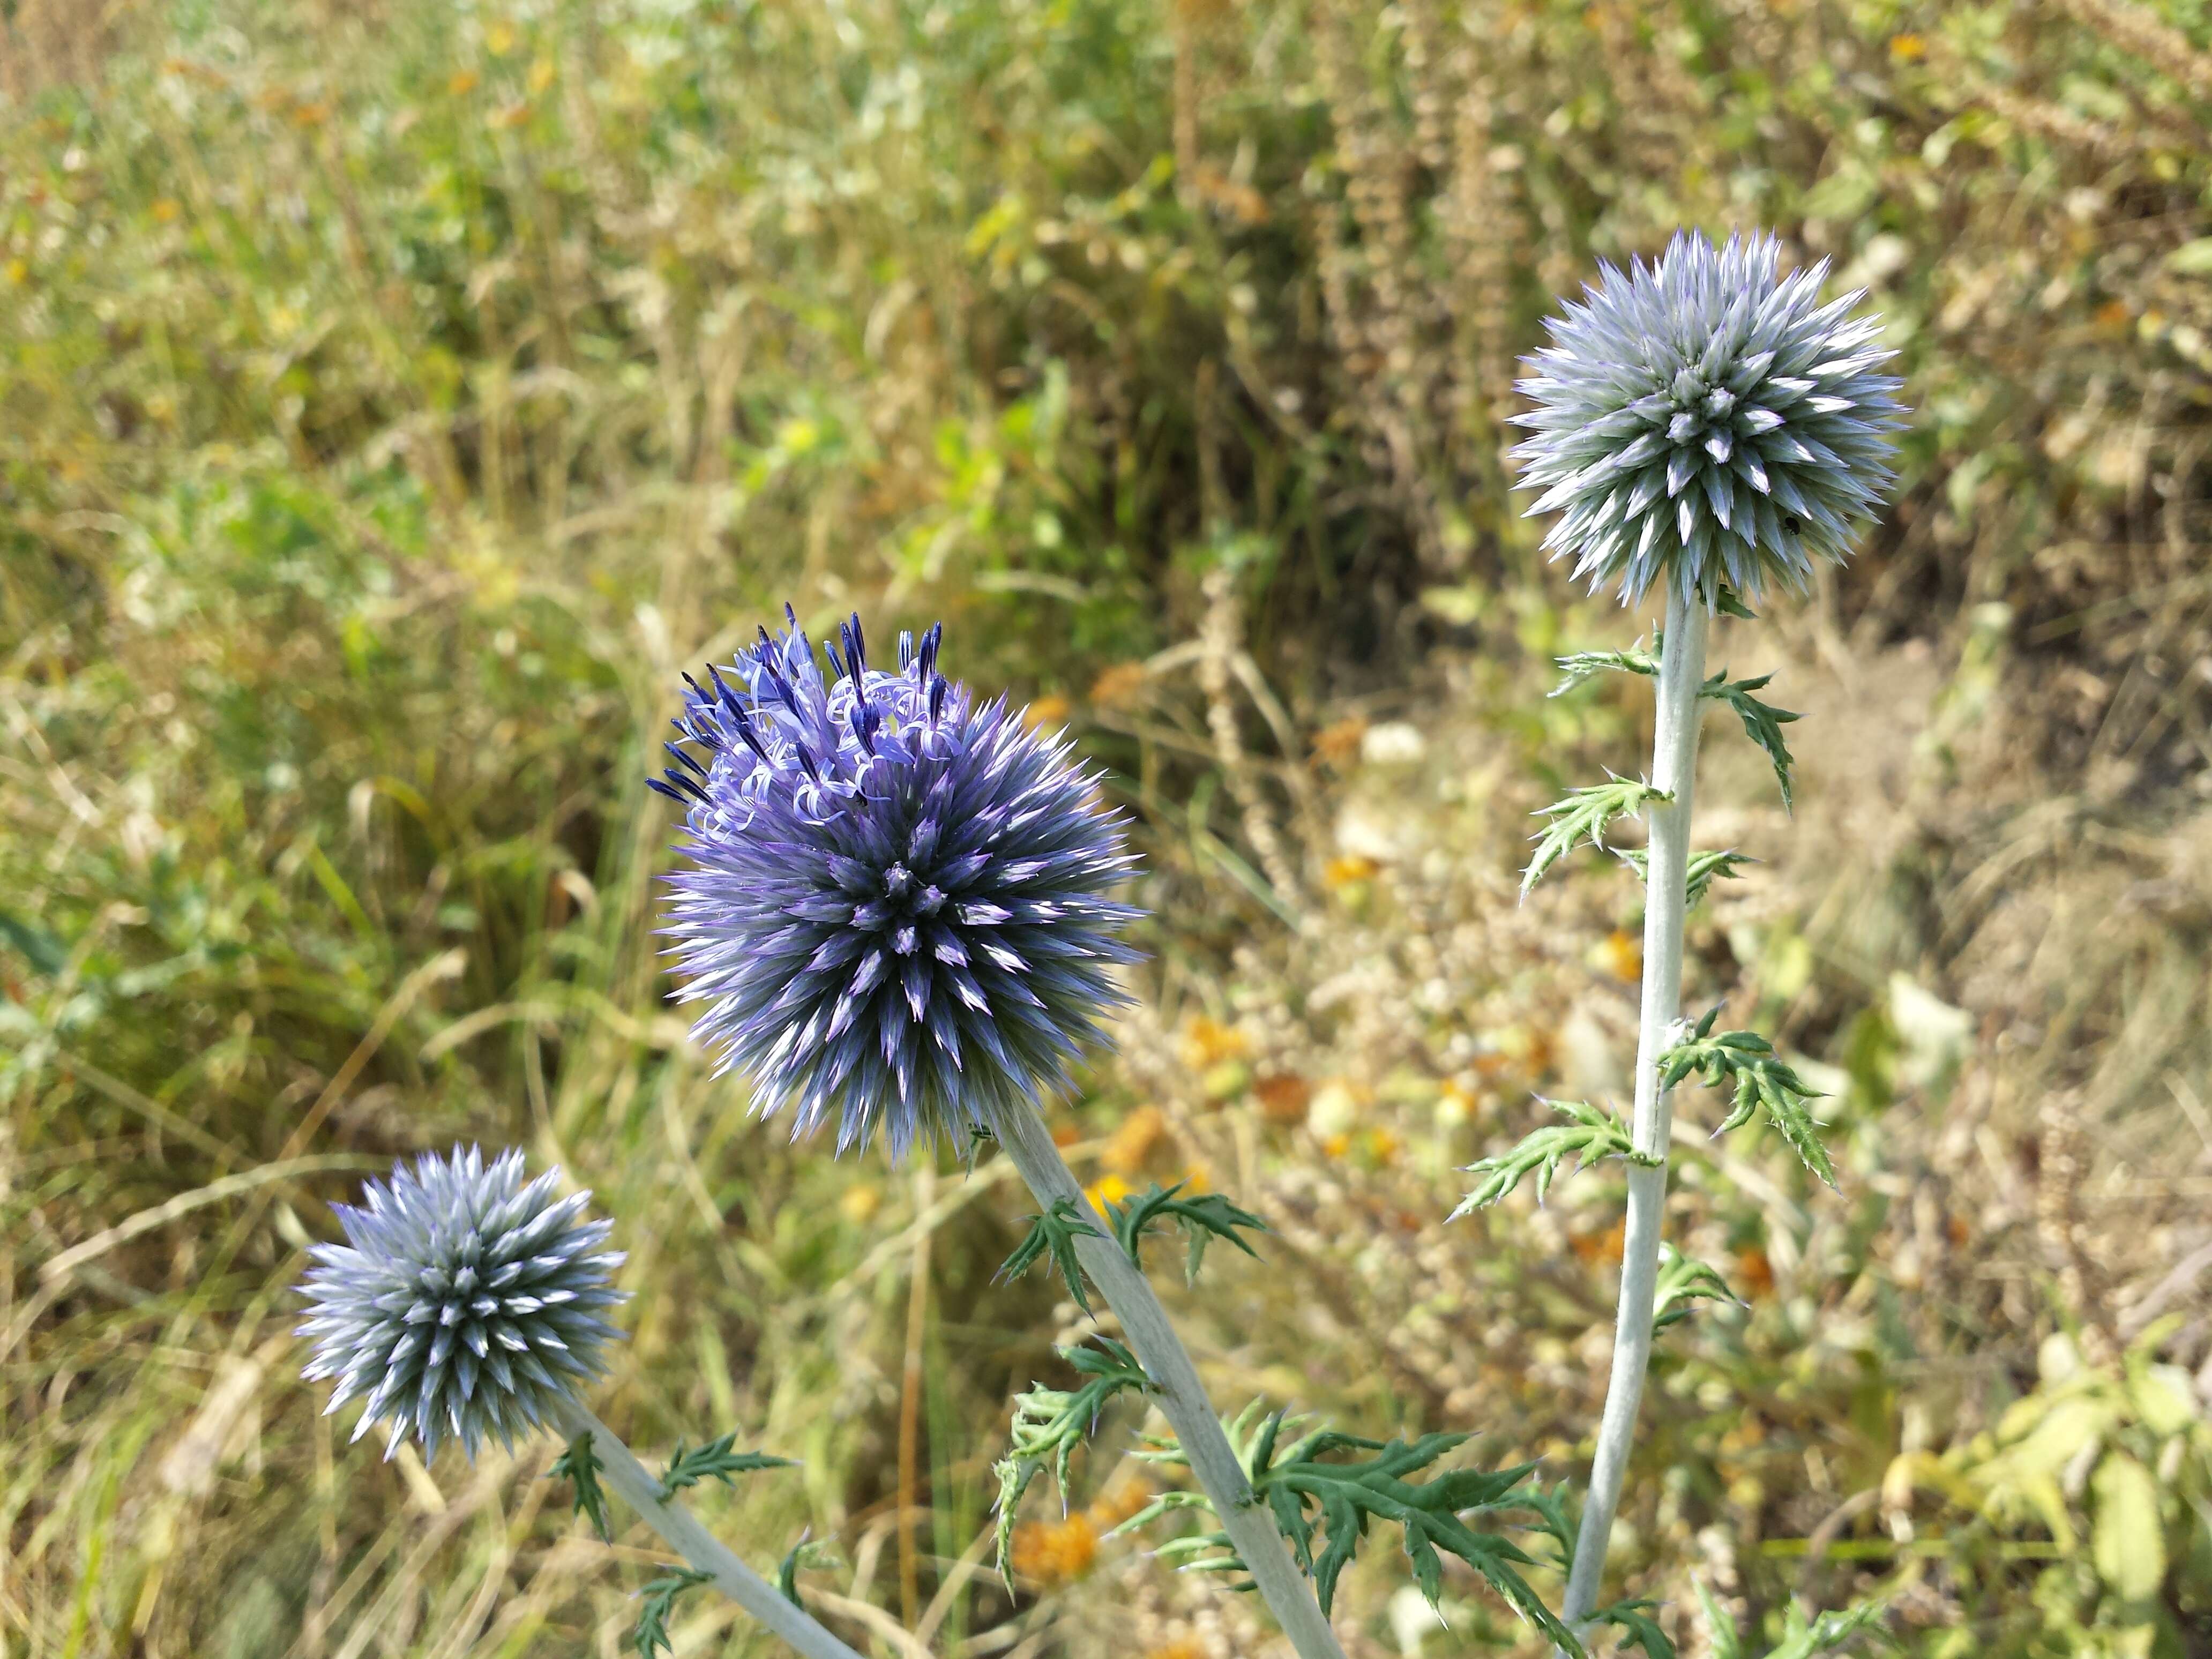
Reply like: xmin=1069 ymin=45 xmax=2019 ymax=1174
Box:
xmin=654 ymin=608 xmax=1142 ymax=1160
xmin=1510 ymin=230 xmax=1905 ymax=609
xmin=298 ymin=1146 xmax=626 ymax=1462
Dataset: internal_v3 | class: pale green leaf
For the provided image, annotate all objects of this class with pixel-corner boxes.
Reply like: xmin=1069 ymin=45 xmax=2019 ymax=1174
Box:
xmin=2091 ymin=1452 xmax=2166 ymax=1602
xmin=1522 ymin=776 xmax=1669 ymax=899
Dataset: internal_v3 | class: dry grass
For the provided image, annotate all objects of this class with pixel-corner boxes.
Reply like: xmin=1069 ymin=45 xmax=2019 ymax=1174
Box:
xmin=7 ymin=0 xmax=2212 ymax=1655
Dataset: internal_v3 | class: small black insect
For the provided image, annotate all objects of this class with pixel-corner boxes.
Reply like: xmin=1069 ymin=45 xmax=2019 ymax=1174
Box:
xmin=1782 ymin=514 xmax=1803 ymax=534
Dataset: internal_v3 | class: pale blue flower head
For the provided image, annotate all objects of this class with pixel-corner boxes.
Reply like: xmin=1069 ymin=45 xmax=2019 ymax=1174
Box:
xmin=298 ymin=1146 xmax=626 ymax=1462
xmin=654 ymin=609 xmax=1142 ymax=1160
xmin=1511 ymin=230 xmax=1905 ymax=609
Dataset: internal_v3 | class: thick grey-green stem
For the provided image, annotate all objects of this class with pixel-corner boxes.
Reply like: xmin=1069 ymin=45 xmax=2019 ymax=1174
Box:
xmin=991 ymin=1102 xmax=1349 ymax=1659
xmin=1559 ymin=588 xmax=1712 ymax=1639
xmin=546 ymin=1395 xmax=870 ymax=1659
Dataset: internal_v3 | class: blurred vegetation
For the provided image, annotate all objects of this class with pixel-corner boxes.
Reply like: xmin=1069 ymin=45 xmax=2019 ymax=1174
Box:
xmin=6 ymin=0 xmax=2212 ymax=1656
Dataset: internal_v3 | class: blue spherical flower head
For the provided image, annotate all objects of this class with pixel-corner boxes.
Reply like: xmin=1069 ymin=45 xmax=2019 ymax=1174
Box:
xmin=298 ymin=1146 xmax=627 ymax=1462
xmin=1511 ymin=230 xmax=1905 ymax=609
xmin=654 ymin=609 xmax=1142 ymax=1160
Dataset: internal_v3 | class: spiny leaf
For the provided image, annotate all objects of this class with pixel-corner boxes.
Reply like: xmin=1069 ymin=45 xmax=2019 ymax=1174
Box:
xmin=1523 ymin=776 xmax=1670 ymax=899
xmin=659 ymin=1432 xmax=794 ymax=1497
xmin=1616 ymin=846 xmax=1757 ymax=909
xmin=1659 ymin=1006 xmax=1837 ymax=1187
xmin=1595 ymin=1598 xmax=1676 ymax=1659
xmin=1551 ymin=643 xmax=1658 ymax=697
xmin=550 ymin=1432 xmax=613 ymax=1543
xmin=632 ymin=1566 xmax=712 ymax=1658
xmin=1107 ymin=1181 xmax=1268 ymax=1283
xmin=1502 ymin=1479 xmax=1578 ymax=1573
xmin=776 ymin=1533 xmax=845 ymax=1605
xmin=1701 ymin=670 xmax=1801 ymax=810
xmin=1653 ymin=1243 xmax=1743 ymax=1333
xmin=996 ymin=1197 xmax=1101 ymax=1313
xmin=1716 ymin=584 xmax=1759 ymax=621
xmin=1125 ymin=1409 xmax=1586 ymax=1656
xmin=990 ymin=1338 xmax=1152 ymax=1588
xmin=1451 ymin=1098 xmax=1650 ymax=1217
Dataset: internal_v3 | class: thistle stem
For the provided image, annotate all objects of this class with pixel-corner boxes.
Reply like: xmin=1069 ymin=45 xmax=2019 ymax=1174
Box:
xmin=991 ymin=1102 xmax=1349 ymax=1659
xmin=547 ymin=1395 xmax=871 ymax=1659
xmin=1559 ymin=588 xmax=1711 ymax=1641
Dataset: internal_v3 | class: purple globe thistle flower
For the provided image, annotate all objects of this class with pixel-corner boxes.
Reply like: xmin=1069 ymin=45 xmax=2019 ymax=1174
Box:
xmin=1510 ymin=229 xmax=1905 ymax=609
xmin=652 ymin=609 xmax=1142 ymax=1159
xmin=298 ymin=1146 xmax=626 ymax=1462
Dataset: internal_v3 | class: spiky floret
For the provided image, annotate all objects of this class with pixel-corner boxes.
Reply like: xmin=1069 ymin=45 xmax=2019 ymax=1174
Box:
xmin=654 ymin=609 xmax=1142 ymax=1159
xmin=1510 ymin=230 xmax=1905 ymax=609
xmin=298 ymin=1146 xmax=626 ymax=1462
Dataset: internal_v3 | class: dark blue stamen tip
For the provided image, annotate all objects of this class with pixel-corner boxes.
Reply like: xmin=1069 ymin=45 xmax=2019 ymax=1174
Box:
xmin=706 ymin=665 xmax=770 ymax=762
xmin=651 ymin=771 xmax=709 ymax=805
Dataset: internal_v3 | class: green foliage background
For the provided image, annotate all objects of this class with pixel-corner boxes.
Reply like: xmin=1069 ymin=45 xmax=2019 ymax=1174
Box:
xmin=6 ymin=0 xmax=2212 ymax=1655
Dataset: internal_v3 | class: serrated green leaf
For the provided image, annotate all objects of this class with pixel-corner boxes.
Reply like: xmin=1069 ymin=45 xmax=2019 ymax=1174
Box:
xmin=996 ymin=1197 xmax=1101 ymax=1313
xmin=1701 ymin=670 xmax=1801 ymax=811
xmin=632 ymin=1566 xmax=713 ymax=1658
xmin=1107 ymin=1181 xmax=1267 ymax=1283
xmin=550 ymin=1432 xmax=614 ymax=1543
xmin=1523 ymin=776 xmax=1670 ymax=899
xmin=1653 ymin=1242 xmax=1743 ymax=1333
xmin=1716 ymin=584 xmax=1759 ymax=620
xmin=1127 ymin=1409 xmax=1586 ymax=1656
xmin=1505 ymin=1480 xmax=1578 ymax=1573
xmin=776 ymin=1534 xmax=844 ymax=1605
xmin=1660 ymin=1008 xmax=1837 ymax=1186
xmin=991 ymin=1338 xmax=1151 ymax=1588
xmin=1451 ymin=1098 xmax=1647 ymax=1216
xmin=1595 ymin=1598 xmax=1676 ymax=1659
xmin=1551 ymin=643 xmax=1658 ymax=697
xmin=659 ymin=1432 xmax=794 ymax=1497
xmin=1616 ymin=846 xmax=1757 ymax=909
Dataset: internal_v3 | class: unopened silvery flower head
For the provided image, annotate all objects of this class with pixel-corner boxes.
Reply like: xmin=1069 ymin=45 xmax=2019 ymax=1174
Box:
xmin=654 ymin=609 xmax=1141 ymax=1160
xmin=298 ymin=1146 xmax=626 ymax=1462
xmin=1511 ymin=229 xmax=1905 ymax=609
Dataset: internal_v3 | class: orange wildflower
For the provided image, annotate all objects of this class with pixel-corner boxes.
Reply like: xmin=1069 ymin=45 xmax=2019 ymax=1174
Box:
xmin=1010 ymin=1513 xmax=1097 ymax=1584
xmin=1101 ymin=1104 xmax=1171 ymax=1176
